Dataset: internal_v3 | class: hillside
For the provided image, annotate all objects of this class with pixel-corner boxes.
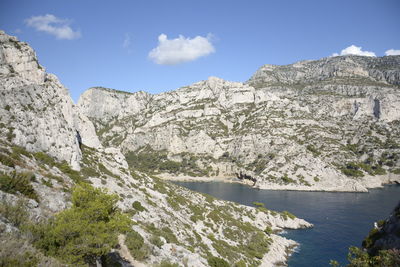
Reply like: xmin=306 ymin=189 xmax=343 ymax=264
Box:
xmin=78 ymin=55 xmax=400 ymax=192
xmin=0 ymin=31 xmax=312 ymax=266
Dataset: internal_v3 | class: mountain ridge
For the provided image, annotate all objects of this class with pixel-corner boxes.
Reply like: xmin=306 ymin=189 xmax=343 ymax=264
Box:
xmin=77 ymin=55 xmax=400 ymax=192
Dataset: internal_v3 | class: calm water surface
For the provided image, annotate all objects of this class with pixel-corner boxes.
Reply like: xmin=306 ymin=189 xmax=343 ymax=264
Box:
xmin=174 ymin=181 xmax=400 ymax=267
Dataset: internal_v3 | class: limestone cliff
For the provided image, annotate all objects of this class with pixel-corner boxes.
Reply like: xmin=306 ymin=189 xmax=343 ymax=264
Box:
xmin=78 ymin=57 xmax=400 ymax=192
xmin=0 ymin=31 xmax=81 ymax=169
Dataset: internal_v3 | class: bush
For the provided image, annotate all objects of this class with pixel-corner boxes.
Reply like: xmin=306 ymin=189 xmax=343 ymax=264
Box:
xmin=0 ymin=197 xmax=29 ymax=227
xmin=33 ymin=152 xmax=55 ymax=166
xmin=156 ymin=260 xmax=179 ymax=267
xmin=125 ymin=230 xmax=149 ymax=261
xmin=207 ymin=256 xmax=230 ymax=267
xmin=0 ymin=251 xmax=39 ymax=267
xmin=264 ymin=226 xmax=273 ymax=235
xmin=10 ymin=146 xmax=31 ymax=161
xmin=131 ymin=201 xmax=146 ymax=212
xmin=307 ymin=144 xmax=321 ymax=156
xmin=0 ymin=154 xmax=15 ymax=168
xmin=150 ymin=235 xmax=164 ymax=248
xmin=341 ymin=162 xmax=364 ymax=177
xmin=57 ymin=161 xmax=83 ymax=183
xmin=29 ymin=184 xmax=132 ymax=266
xmin=252 ymin=202 xmax=264 ymax=208
xmin=281 ymin=211 xmax=296 ymax=220
xmin=335 ymin=246 xmax=400 ymax=267
xmin=0 ymin=171 xmax=38 ymax=201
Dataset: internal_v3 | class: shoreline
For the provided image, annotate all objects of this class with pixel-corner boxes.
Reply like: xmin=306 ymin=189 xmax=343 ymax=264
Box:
xmin=158 ymin=173 xmax=400 ymax=192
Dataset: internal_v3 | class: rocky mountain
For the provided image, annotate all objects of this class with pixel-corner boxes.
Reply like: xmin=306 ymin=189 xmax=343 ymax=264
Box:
xmin=78 ymin=55 xmax=400 ymax=192
xmin=0 ymin=30 xmax=312 ymax=267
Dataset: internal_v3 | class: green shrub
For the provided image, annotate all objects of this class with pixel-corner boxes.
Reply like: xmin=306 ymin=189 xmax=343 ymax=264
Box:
xmin=307 ymin=144 xmax=321 ymax=156
xmin=281 ymin=174 xmax=296 ymax=184
xmin=29 ymin=184 xmax=132 ymax=266
xmin=264 ymin=226 xmax=273 ymax=235
xmin=33 ymin=152 xmax=55 ymax=166
xmin=341 ymin=162 xmax=364 ymax=177
xmin=81 ymin=166 xmax=100 ymax=178
xmin=373 ymin=166 xmax=386 ymax=175
xmin=131 ymin=201 xmax=146 ymax=212
xmin=362 ymin=228 xmax=383 ymax=249
xmin=0 ymin=171 xmax=38 ymax=201
xmin=207 ymin=256 xmax=230 ymax=267
xmin=333 ymin=246 xmax=400 ymax=267
xmin=150 ymin=235 xmax=164 ymax=248
xmin=392 ymin=168 xmax=400 ymax=174
xmin=235 ymin=260 xmax=247 ymax=267
xmin=98 ymin=163 xmax=115 ymax=177
xmin=57 ymin=161 xmax=83 ymax=183
xmin=281 ymin=211 xmax=296 ymax=220
xmin=156 ymin=260 xmax=179 ymax=267
xmin=0 ymin=154 xmax=15 ymax=168
xmin=11 ymin=146 xmax=31 ymax=161
xmin=0 ymin=197 xmax=29 ymax=227
xmin=252 ymin=202 xmax=264 ymax=208
xmin=125 ymin=230 xmax=149 ymax=261
xmin=0 ymin=251 xmax=39 ymax=267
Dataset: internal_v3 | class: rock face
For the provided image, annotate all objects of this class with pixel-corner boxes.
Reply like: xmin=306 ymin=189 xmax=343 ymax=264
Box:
xmin=78 ymin=56 xmax=400 ymax=192
xmin=364 ymin=201 xmax=400 ymax=255
xmin=0 ymin=31 xmax=81 ymax=169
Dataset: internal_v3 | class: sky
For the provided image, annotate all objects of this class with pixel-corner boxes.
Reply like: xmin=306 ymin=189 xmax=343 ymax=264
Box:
xmin=0 ymin=0 xmax=399 ymax=102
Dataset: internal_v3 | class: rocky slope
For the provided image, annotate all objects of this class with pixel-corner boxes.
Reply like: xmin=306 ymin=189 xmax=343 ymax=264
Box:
xmin=0 ymin=30 xmax=312 ymax=267
xmin=78 ymin=56 xmax=400 ymax=192
xmin=363 ymin=201 xmax=400 ymax=255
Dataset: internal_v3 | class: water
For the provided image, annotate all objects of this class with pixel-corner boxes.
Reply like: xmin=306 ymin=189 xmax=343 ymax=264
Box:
xmin=174 ymin=181 xmax=400 ymax=266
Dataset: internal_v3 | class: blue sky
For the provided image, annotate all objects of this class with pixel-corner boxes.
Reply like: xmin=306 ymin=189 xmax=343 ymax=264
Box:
xmin=1 ymin=0 xmax=399 ymax=102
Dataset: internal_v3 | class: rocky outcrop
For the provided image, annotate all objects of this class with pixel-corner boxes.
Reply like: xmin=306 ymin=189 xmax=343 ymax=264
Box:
xmin=364 ymin=201 xmax=400 ymax=255
xmin=0 ymin=31 xmax=81 ymax=169
xmin=78 ymin=57 xmax=400 ymax=192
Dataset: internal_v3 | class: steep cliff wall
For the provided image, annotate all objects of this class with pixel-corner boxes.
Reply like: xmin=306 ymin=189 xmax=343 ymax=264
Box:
xmin=0 ymin=31 xmax=81 ymax=169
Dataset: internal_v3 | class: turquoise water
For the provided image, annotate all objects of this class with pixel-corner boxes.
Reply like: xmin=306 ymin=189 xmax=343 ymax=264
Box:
xmin=174 ymin=181 xmax=400 ymax=266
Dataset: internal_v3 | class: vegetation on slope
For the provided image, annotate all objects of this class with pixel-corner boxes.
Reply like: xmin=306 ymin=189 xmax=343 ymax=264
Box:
xmin=28 ymin=184 xmax=132 ymax=266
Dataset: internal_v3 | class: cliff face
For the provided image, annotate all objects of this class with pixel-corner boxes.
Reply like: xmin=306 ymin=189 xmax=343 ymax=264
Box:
xmin=78 ymin=56 xmax=400 ymax=192
xmin=0 ymin=31 xmax=81 ymax=169
xmin=0 ymin=31 xmax=312 ymax=267
xmin=364 ymin=201 xmax=400 ymax=255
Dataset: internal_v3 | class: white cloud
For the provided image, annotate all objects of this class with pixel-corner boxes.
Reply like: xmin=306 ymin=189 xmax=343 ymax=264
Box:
xmin=149 ymin=33 xmax=215 ymax=65
xmin=122 ymin=33 xmax=132 ymax=53
xmin=25 ymin=14 xmax=81 ymax=40
xmin=123 ymin=33 xmax=131 ymax=48
xmin=331 ymin=45 xmax=376 ymax=57
xmin=385 ymin=49 xmax=400 ymax=56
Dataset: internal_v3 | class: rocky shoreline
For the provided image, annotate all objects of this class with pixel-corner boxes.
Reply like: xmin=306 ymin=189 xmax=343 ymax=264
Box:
xmin=160 ymin=173 xmax=400 ymax=192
